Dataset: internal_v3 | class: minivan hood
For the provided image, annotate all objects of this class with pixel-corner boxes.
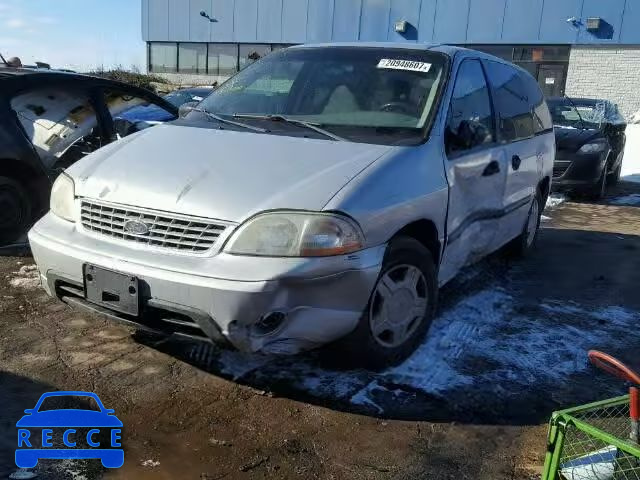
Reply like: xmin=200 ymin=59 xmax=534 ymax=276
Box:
xmin=69 ymin=124 xmax=392 ymax=222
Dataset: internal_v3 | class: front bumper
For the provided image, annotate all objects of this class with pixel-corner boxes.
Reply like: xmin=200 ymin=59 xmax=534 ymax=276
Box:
xmin=29 ymin=214 xmax=384 ymax=354
xmin=552 ymin=152 xmax=606 ymax=188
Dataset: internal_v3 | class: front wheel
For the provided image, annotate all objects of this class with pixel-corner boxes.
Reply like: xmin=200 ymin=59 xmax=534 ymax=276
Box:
xmin=608 ymin=163 xmax=622 ymax=186
xmin=0 ymin=176 xmax=32 ymax=245
xmin=334 ymin=237 xmax=437 ymax=371
xmin=589 ymin=168 xmax=608 ymax=200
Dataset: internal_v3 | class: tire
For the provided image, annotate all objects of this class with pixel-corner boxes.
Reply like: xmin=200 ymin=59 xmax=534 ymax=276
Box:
xmin=589 ymin=168 xmax=607 ymax=200
xmin=608 ymin=163 xmax=622 ymax=186
xmin=0 ymin=176 xmax=32 ymax=245
xmin=508 ymin=191 xmax=542 ymax=258
xmin=333 ymin=236 xmax=438 ymax=371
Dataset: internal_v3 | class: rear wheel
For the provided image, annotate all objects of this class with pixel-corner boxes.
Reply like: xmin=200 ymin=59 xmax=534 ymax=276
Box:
xmin=508 ymin=191 xmax=542 ymax=257
xmin=0 ymin=176 xmax=31 ymax=245
xmin=334 ymin=237 xmax=437 ymax=371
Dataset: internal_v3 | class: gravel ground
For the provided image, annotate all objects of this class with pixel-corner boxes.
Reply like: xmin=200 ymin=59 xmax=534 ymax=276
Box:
xmin=2 ymin=181 xmax=640 ymax=480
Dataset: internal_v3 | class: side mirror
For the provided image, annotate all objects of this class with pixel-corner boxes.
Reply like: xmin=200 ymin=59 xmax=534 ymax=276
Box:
xmin=105 ymin=409 xmax=115 ymax=414
xmin=24 ymin=409 xmax=34 ymax=414
xmin=179 ymin=101 xmax=199 ymax=118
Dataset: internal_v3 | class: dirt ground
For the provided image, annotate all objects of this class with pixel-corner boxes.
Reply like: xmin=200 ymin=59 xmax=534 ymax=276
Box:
xmin=2 ymin=181 xmax=640 ymax=480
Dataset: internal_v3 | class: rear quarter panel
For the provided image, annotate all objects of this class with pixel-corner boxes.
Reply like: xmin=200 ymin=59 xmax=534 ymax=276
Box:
xmin=324 ymin=142 xmax=448 ymax=251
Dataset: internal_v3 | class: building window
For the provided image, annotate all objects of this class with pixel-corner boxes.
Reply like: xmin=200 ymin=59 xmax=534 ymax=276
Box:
xmin=149 ymin=42 xmax=177 ymax=73
xmin=239 ymin=44 xmax=272 ymax=70
xmin=208 ymin=44 xmax=238 ymax=76
xmin=513 ymin=46 xmax=570 ymax=62
xmin=179 ymin=43 xmax=207 ymax=74
xmin=271 ymin=44 xmax=292 ymax=52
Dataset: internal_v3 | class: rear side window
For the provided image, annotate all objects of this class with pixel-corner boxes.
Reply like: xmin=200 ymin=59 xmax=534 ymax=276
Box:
xmin=444 ymin=59 xmax=495 ymax=156
xmin=484 ymin=61 xmax=535 ymax=142
xmin=520 ymin=72 xmax=553 ymax=133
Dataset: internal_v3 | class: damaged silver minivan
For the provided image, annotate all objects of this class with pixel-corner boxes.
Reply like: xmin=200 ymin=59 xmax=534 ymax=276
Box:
xmin=29 ymin=44 xmax=554 ymax=369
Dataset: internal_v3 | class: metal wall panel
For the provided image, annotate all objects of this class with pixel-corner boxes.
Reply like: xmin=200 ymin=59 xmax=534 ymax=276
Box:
xmin=234 ymin=0 xmax=259 ymax=42
xmin=578 ymin=0 xmax=625 ymax=44
xmin=282 ymin=0 xmax=309 ymax=43
xmin=620 ymin=0 xmax=640 ymax=43
xmin=190 ymin=0 xmax=213 ymax=43
xmin=332 ymin=0 xmax=362 ymax=41
xmin=539 ymin=0 xmax=582 ymax=44
xmin=142 ymin=0 xmax=640 ymax=45
xmin=360 ymin=0 xmax=391 ymax=41
xmin=257 ymin=0 xmax=283 ymax=43
xmin=141 ymin=0 xmax=150 ymax=40
xmin=466 ymin=0 xmax=506 ymax=43
xmin=388 ymin=0 xmax=421 ymax=42
xmin=417 ymin=0 xmax=437 ymax=43
xmin=502 ymin=0 xmax=544 ymax=43
xmin=433 ymin=0 xmax=469 ymax=43
xmin=168 ymin=0 xmax=189 ymax=41
xmin=209 ymin=0 xmax=235 ymax=42
xmin=307 ymin=0 xmax=335 ymax=42
xmin=148 ymin=0 xmax=169 ymax=40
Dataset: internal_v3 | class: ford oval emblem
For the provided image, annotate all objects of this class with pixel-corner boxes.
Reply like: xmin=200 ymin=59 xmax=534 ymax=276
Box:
xmin=123 ymin=219 xmax=150 ymax=236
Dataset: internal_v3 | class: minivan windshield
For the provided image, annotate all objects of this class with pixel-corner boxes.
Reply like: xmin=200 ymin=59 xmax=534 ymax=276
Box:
xmin=195 ymin=47 xmax=447 ymax=145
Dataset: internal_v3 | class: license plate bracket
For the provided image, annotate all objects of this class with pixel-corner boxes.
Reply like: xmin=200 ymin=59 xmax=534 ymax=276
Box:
xmin=84 ymin=264 xmax=139 ymax=316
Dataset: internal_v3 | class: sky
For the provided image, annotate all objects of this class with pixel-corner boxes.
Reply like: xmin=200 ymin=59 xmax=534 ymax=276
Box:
xmin=0 ymin=0 xmax=145 ymax=72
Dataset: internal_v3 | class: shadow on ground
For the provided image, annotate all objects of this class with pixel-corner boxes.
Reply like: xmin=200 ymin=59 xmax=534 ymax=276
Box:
xmin=135 ymin=224 xmax=640 ymax=427
xmin=0 ymin=372 xmax=108 ymax=480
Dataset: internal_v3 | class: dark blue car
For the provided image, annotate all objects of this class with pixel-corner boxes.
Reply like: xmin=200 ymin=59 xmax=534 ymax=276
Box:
xmin=16 ymin=391 xmax=124 ymax=469
xmin=117 ymin=87 xmax=213 ymax=124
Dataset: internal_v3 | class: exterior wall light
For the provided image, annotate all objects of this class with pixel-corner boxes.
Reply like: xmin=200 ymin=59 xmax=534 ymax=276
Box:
xmin=394 ymin=20 xmax=408 ymax=34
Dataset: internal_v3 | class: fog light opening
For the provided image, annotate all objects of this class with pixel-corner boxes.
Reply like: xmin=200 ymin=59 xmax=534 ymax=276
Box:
xmin=254 ymin=311 xmax=287 ymax=336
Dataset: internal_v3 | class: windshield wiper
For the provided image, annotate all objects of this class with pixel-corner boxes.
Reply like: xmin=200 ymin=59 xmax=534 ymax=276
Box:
xmin=564 ymin=95 xmax=585 ymax=130
xmin=232 ymin=114 xmax=345 ymax=141
xmin=191 ymin=109 xmax=269 ymax=133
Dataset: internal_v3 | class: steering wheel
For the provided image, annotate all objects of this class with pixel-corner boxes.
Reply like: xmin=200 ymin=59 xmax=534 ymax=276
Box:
xmin=378 ymin=101 xmax=414 ymax=115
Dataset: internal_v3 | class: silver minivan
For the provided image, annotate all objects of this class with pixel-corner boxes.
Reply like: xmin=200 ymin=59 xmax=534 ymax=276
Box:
xmin=29 ymin=44 xmax=554 ymax=369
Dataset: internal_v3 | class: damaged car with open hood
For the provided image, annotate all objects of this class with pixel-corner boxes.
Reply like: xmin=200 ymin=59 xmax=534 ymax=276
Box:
xmin=29 ymin=44 xmax=554 ymax=369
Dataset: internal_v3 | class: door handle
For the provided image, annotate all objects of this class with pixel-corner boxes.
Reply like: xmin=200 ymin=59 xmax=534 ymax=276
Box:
xmin=512 ymin=155 xmax=522 ymax=171
xmin=482 ymin=160 xmax=500 ymax=177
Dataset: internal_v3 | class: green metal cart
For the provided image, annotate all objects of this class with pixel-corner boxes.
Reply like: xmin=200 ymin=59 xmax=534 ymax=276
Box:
xmin=542 ymin=351 xmax=640 ymax=480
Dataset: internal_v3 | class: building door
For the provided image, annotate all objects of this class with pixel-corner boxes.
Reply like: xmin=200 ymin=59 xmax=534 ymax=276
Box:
xmin=537 ymin=64 xmax=566 ymax=97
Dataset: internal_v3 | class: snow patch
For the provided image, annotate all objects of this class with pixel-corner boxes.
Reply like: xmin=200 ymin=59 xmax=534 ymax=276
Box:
xmin=141 ymin=459 xmax=160 ymax=468
xmin=7 ymin=264 xmax=40 ymax=289
xmin=51 ymin=460 xmax=89 ymax=480
xmin=622 ymin=124 xmax=640 ymax=182
xmin=608 ymin=194 xmax=640 ymax=206
xmin=546 ymin=193 xmax=567 ymax=209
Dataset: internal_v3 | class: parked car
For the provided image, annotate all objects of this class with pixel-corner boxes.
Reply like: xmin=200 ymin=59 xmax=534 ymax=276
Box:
xmin=115 ymin=87 xmax=213 ymax=133
xmin=29 ymin=44 xmax=553 ymax=369
xmin=0 ymin=69 xmax=178 ymax=244
xmin=547 ymin=97 xmax=626 ymax=198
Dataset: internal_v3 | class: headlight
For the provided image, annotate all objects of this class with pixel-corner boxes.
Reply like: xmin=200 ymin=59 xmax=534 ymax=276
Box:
xmin=578 ymin=142 xmax=607 ymax=154
xmin=50 ymin=173 xmax=75 ymax=222
xmin=224 ymin=211 xmax=364 ymax=257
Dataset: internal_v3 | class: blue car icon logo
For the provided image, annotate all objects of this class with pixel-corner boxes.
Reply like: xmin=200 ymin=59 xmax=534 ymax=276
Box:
xmin=16 ymin=391 xmax=124 ymax=469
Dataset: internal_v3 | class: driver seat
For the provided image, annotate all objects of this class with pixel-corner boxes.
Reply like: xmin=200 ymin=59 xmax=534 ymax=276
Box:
xmin=323 ymin=85 xmax=359 ymax=114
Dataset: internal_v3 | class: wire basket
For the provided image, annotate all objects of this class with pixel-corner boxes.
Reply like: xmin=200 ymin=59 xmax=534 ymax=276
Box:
xmin=543 ymin=395 xmax=640 ymax=480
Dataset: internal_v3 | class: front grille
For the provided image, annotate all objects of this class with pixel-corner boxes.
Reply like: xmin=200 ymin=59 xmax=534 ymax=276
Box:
xmin=80 ymin=200 xmax=228 ymax=253
xmin=553 ymin=160 xmax=572 ymax=178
